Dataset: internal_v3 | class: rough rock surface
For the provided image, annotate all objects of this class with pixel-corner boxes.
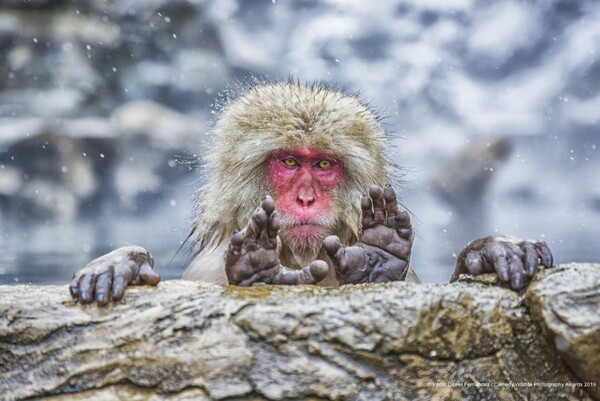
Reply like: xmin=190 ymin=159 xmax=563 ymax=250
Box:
xmin=525 ymin=263 xmax=600 ymax=399
xmin=0 ymin=264 xmax=598 ymax=401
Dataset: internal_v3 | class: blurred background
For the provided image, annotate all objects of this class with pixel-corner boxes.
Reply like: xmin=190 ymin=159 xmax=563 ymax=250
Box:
xmin=0 ymin=0 xmax=598 ymax=285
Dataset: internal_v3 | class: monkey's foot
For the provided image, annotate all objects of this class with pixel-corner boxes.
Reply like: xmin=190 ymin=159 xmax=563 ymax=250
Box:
xmin=225 ymin=196 xmax=329 ymax=286
xmin=324 ymin=185 xmax=413 ymax=284
xmin=452 ymin=236 xmax=553 ymax=291
xmin=70 ymin=246 xmax=160 ymax=306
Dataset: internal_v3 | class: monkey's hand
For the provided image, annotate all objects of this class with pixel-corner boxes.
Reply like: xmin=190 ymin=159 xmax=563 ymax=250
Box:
xmin=451 ymin=236 xmax=553 ymax=291
xmin=324 ymin=185 xmax=413 ymax=284
xmin=225 ymin=196 xmax=329 ymax=286
xmin=69 ymin=246 xmax=160 ymax=306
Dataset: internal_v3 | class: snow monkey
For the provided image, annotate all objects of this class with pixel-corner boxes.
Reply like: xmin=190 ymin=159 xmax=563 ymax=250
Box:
xmin=70 ymin=81 xmax=553 ymax=305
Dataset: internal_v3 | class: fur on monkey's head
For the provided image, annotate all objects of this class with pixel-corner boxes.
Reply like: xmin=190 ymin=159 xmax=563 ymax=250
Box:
xmin=193 ymin=80 xmax=391 ymax=253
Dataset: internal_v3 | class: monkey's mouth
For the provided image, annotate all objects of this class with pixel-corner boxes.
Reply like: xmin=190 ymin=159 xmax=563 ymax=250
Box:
xmin=284 ymin=221 xmax=329 ymax=240
xmin=287 ymin=221 xmax=322 ymax=227
xmin=278 ymin=215 xmax=332 ymax=246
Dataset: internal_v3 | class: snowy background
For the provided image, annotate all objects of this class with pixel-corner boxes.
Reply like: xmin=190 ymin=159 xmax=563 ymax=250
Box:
xmin=0 ymin=0 xmax=599 ymax=284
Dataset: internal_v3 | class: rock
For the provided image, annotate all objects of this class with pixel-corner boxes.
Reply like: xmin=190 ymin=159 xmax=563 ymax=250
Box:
xmin=0 ymin=264 xmax=597 ymax=400
xmin=525 ymin=263 xmax=600 ymax=400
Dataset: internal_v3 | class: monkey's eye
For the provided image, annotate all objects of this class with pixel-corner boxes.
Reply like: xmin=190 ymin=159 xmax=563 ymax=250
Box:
xmin=316 ymin=160 xmax=333 ymax=170
xmin=282 ymin=158 xmax=299 ymax=167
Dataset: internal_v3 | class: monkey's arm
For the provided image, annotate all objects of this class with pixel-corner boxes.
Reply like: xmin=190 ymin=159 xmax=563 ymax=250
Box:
xmin=69 ymin=246 xmax=160 ymax=305
xmin=224 ymin=196 xmax=329 ymax=286
xmin=450 ymin=236 xmax=553 ymax=291
xmin=324 ymin=185 xmax=414 ymax=284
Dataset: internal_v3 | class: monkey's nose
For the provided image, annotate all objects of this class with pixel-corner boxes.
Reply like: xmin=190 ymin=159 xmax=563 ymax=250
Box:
xmin=297 ymin=195 xmax=315 ymax=207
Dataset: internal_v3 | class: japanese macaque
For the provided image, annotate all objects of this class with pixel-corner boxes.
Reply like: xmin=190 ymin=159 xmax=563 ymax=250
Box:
xmin=70 ymin=82 xmax=553 ymax=305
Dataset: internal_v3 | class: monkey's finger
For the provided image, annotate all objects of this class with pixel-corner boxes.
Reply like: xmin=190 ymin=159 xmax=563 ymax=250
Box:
xmin=309 ymin=260 xmax=329 ymax=282
xmin=368 ymin=185 xmax=386 ymax=223
xmin=507 ymin=248 xmax=526 ymax=290
xmin=383 ymin=185 xmax=400 ymax=218
xmin=69 ymin=281 xmax=79 ymax=298
xmin=324 ymin=235 xmax=354 ymax=277
xmin=267 ymin=213 xmax=280 ymax=239
xmin=255 ymin=212 xmax=275 ymax=249
xmin=226 ymin=231 xmax=245 ymax=267
xmin=261 ymin=195 xmax=275 ymax=215
xmin=236 ymin=265 xmax=280 ymax=286
xmin=323 ymin=235 xmax=342 ymax=258
xmin=111 ymin=261 xmax=136 ymax=301
xmin=325 ymin=237 xmax=368 ymax=283
xmin=520 ymin=242 xmax=539 ymax=277
xmin=78 ymin=272 xmax=96 ymax=304
xmin=242 ymin=208 xmax=267 ymax=252
xmin=257 ymin=228 xmax=277 ymax=250
xmin=361 ymin=191 xmax=373 ymax=218
xmin=227 ymin=263 xmax=255 ymax=284
xmin=534 ymin=241 xmax=553 ymax=268
xmin=483 ymin=242 xmax=510 ymax=282
xmin=463 ymin=251 xmax=484 ymax=275
xmin=230 ymin=230 xmax=244 ymax=246
xmin=272 ymin=261 xmax=329 ymax=285
xmin=247 ymin=208 xmax=268 ymax=238
xmin=394 ymin=210 xmax=412 ymax=237
xmin=70 ymin=269 xmax=85 ymax=298
xmin=94 ymin=270 xmax=113 ymax=306
xmin=139 ymin=260 xmax=161 ymax=286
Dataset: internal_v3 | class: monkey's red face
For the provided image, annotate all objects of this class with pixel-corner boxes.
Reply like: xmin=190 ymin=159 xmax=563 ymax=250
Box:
xmin=268 ymin=148 xmax=342 ymax=250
